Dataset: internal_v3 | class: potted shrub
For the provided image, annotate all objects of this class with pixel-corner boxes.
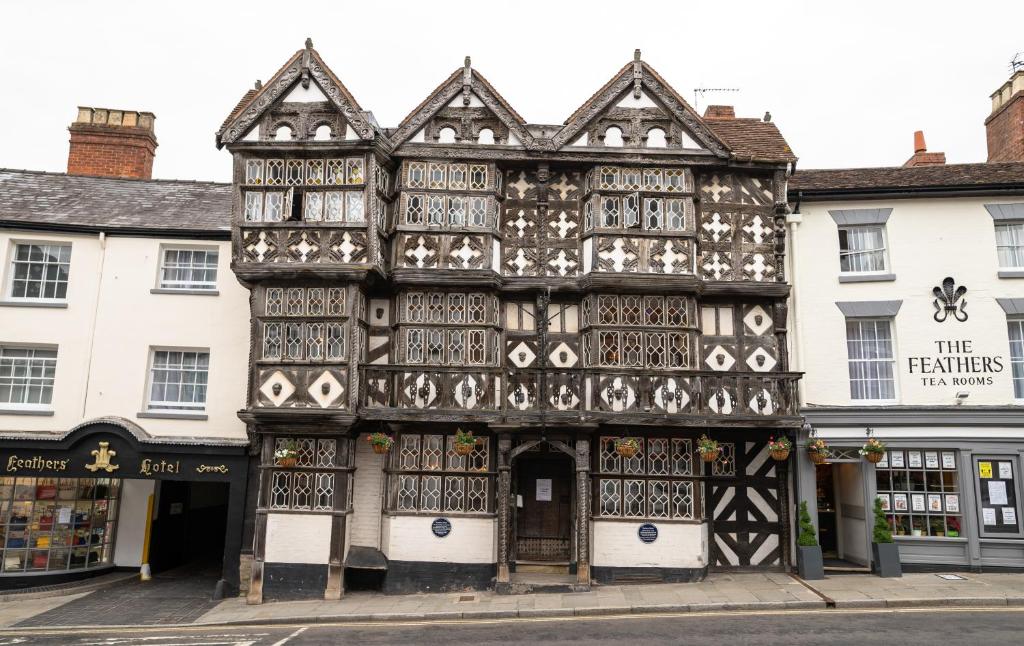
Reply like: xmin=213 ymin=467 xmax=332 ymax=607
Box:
xmin=796 ymin=500 xmax=824 ymax=580
xmin=274 ymin=441 xmax=298 ymax=468
xmin=859 ymin=438 xmax=887 ymax=464
xmin=768 ymin=436 xmax=792 ymax=461
xmin=614 ymin=437 xmax=641 ymax=458
xmin=871 ymin=496 xmax=902 ymax=578
xmin=454 ymin=429 xmax=477 ymax=456
xmin=698 ymin=435 xmax=720 ymax=463
xmin=367 ymin=432 xmax=394 ymax=455
xmin=806 ymin=438 xmax=830 ymax=464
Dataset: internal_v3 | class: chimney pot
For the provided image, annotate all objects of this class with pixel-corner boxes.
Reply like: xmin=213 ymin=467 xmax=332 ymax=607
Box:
xmin=903 ymin=130 xmax=945 ymax=167
xmin=67 ymin=106 xmax=158 ymax=179
xmin=914 ymin=130 xmax=927 ymax=153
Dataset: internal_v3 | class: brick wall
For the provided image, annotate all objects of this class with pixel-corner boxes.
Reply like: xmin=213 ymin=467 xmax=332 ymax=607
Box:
xmin=66 ymin=107 xmax=157 ymax=179
xmin=986 ymin=93 xmax=1024 ymax=163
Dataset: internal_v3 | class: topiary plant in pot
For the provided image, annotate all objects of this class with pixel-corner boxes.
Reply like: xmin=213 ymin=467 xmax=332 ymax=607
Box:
xmin=795 ymin=500 xmax=824 ymax=580
xmin=871 ymin=496 xmax=902 ymax=578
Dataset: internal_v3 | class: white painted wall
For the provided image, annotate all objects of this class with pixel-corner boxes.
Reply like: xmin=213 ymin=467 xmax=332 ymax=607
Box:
xmin=382 ymin=515 xmax=495 ymax=563
xmin=113 ymin=478 xmax=155 ymax=568
xmin=591 ymin=521 xmax=707 ymax=568
xmin=0 ymin=230 xmax=249 ymax=440
xmin=348 ymin=434 xmax=384 ymax=547
xmin=264 ymin=513 xmax=332 ymax=564
xmin=791 ymin=197 xmax=1024 ymax=408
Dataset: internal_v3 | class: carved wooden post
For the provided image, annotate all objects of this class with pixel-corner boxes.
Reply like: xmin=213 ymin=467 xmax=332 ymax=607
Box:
xmin=575 ymin=438 xmax=591 ymax=586
xmin=496 ymin=434 xmax=512 ymax=585
xmin=247 ymin=430 xmax=273 ymax=605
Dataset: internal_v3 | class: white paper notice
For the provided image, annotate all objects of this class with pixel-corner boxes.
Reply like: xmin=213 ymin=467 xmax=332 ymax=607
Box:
xmin=1003 ymin=507 xmax=1018 ymax=525
xmin=911 ymin=494 xmax=925 ymax=512
xmin=925 ymin=452 xmax=939 ymax=469
xmin=945 ymin=494 xmax=960 ymax=513
xmin=536 ymin=478 xmax=552 ymax=502
xmin=891 ymin=452 xmax=905 ymax=468
xmin=999 ymin=462 xmax=1014 ymax=479
xmin=983 ymin=507 xmax=997 ymax=525
xmin=941 ymin=452 xmax=956 ymax=469
xmin=989 ymin=480 xmax=1009 ymax=506
xmin=908 ymin=451 xmax=923 ymax=468
xmin=57 ymin=507 xmax=72 ymax=524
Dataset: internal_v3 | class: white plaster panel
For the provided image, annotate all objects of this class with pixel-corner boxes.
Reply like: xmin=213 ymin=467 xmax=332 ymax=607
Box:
xmin=265 ymin=513 xmax=331 ymax=564
xmin=349 ymin=434 xmax=385 ymax=547
xmin=446 ymin=93 xmax=485 ymax=108
xmin=383 ymin=515 xmax=495 ymax=563
xmin=791 ymin=197 xmax=1024 ymax=408
xmin=282 ymin=81 xmax=329 ymax=103
xmin=113 ymin=479 xmax=155 ymax=568
xmin=616 ymin=90 xmax=658 ymax=108
xmin=591 ymin=521 xmax=707 ymax=568
xmin=582 ymin=238 xmax=593 ymax=274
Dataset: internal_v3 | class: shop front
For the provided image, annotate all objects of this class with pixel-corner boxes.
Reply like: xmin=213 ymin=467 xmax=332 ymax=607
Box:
xmin=0 ymin=417 xmax=248 ymax=595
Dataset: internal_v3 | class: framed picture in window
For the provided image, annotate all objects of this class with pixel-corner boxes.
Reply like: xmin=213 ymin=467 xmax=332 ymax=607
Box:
xmin=891 ymin=452 xmax=905 ymax=468
xmin=925 ymin=452 xmax=939 ymax=469
xmin=893 ymin=493 xmax=908 ymax=511
xmin=908 ymin=451 xmax=923 ymax=468
xmin=877 ymin=494 xmax=891 ymax=511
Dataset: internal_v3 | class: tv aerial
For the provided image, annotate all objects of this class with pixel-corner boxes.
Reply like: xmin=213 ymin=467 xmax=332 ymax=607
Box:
xmin=693 ymin=87 xmax=739 ymax=112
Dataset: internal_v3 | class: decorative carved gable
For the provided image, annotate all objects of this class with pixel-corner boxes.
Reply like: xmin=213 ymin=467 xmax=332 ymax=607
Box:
xmin=217 ymin=39 xmax=375 ymax=147
xmin=553 ymin=51 xmax=729 ymax=156
xmin=390 ymin=57 xmax=532 ymax=149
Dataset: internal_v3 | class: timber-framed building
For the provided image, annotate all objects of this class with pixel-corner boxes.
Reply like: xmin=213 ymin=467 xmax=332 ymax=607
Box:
xmin=218 ymin=41 xmax=801 ymax=601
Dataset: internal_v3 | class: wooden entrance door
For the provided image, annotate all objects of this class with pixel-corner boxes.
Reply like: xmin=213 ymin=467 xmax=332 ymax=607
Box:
xmin=515 ymin=455 xmax=572 ymax=562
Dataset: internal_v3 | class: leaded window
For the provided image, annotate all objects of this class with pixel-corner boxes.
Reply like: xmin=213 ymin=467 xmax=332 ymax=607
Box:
xmin=405 ymin=194 xmax=492 ymax=228
xmin=267 ymin=437 xmax=352 ymax=513
xmin=597 ymin=436 xmax=698 ymax=520
xmin=390 ymin=433 xmax=491 ymax=513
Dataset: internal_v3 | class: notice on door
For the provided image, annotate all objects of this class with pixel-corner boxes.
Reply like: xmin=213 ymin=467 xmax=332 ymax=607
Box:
xmin=536 ymin=478 xmax=552 ymax=502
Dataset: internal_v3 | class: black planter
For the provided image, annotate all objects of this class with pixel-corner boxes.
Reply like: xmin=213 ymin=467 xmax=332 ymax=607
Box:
xmin=872 ymin=542 xmax=902 ymax=578
xmin=796 ymin=545 xmax=824 ymax=580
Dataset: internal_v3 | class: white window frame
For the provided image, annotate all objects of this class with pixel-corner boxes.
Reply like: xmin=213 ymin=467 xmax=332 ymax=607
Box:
xmin=144 ymin=347 xmax=210 ymax=413
xmin=156 ymin=245 xmax=219 ymax=292
xmin=838 ymin=224 xmax=889 ymax=275
xmin=5 ymin=241 xmax=72 ymax=303
xmin=995 ymin=222 xmax=1024 ymax=270
xmin=1008 ymin=318 xmax=1024 ymax=400
xmin=0 ymin=344 xmax=58 ymax=411
xmin=845 ymin=318 xmax=898 ymax=403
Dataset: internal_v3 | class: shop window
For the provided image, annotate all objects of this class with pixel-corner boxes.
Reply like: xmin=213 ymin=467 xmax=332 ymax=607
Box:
xmin=0 ymin=477 xmax=120 ymax=573
xmin=389 ymin=434 xmax=491 ymax=513
xmin=146 ymin=350 xmax=209 ymax=411
xmin=158 ymin=247 xmax=218 ymax=291
xmin=875 ymin=450 xmax=962 ymax=538
xmin=7 ymin=243 xmax=71 ymax=301
xmin=839 ymin=225 xmax=888 ymax=274
xmin=845 ymin=319 xmax=896 ymax=401
xmin=268 ymin=437 xmax=352 ymax=512
xmin=596 ymin=437 xmax=698 ymax=520
xmin=0 ymin=346 xmax=57 ymax=409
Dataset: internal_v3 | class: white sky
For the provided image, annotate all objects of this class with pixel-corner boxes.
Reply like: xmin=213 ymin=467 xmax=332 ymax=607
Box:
xmin=1 ymin=0 xmax=1022 ymax=182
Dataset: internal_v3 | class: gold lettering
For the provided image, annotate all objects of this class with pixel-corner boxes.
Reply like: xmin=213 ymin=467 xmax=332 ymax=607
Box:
xmin=4 ymin=455 xmax=68 ymax=473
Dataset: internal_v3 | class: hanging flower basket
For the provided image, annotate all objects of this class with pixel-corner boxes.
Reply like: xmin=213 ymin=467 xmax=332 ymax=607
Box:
xmin=860 ymin=438 xmax=887 ymax=464
xmin=806 ymin=438 xmax=831 ymax=464
xmin=768 ymin=436 xmax=792 ymax=461
xmin=615 ymin=437 xmax=641 ymax=459
xmin=274 ymin=441 xmax=298 ymax=467
xmin=698 ymin=435 xmax=720 ymax=463
xmin=368 ymin=432 xmax=394 ymax=455
xmin=276 ymin=456 xmax=297 ymax=468
xmin=454 ymin=429 xmax=477 ymax=456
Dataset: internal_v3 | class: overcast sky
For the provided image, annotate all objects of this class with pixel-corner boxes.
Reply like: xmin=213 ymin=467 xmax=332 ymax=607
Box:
xmin=1 ymin=1 xmax=1022 ymax=182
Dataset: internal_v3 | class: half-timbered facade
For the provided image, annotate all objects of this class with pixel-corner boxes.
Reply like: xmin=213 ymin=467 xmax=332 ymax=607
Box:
xmin=218 ymin=41 xmax=800 ymax=601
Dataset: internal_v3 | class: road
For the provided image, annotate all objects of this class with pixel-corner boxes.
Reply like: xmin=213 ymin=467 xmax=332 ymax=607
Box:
xmin=1 ymin=607 xmax=1020 ymax=645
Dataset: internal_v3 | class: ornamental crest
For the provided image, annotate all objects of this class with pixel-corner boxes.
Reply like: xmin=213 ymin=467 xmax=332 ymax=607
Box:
xmin=85 ymin=441 xmax=119 ymax=473
xmin=933 ymin=277 xmax=968 ymax=322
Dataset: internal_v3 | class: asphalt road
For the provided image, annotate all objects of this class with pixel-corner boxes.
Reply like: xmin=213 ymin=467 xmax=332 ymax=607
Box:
xmin=2 ymin=608 xmax=1022 ymax=645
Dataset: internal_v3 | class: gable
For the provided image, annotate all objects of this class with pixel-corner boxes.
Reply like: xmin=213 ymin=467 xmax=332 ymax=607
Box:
xmin=390 ymin=59 xmax=532 ymax=148
xmin=217 ymin=41 xmax=375 ymax=147
xmin=553 ymin=55 xmax=729 ymax=156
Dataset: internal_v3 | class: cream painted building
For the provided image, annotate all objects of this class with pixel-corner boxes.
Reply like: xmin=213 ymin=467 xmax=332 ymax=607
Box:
xmin=789 ymin=158 xmax=1024 ymax=571
xmin=0 ymin=116 xmax=251 ymax=595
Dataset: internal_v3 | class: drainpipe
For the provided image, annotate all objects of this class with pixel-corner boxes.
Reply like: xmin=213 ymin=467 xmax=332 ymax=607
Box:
xmin=81 ymin=231 xmax=108 ymax=417
xmin=786 ymin=193 xmax=805 ymax=407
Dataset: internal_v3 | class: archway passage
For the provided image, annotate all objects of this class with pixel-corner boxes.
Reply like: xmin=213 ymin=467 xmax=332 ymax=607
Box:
xmin=148 ymin=480 xmax=230 ymax=575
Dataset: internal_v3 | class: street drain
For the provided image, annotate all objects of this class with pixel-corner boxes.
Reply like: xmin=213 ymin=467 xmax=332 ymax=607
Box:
xmin=459 ymin=595 xmax=476 ymax=602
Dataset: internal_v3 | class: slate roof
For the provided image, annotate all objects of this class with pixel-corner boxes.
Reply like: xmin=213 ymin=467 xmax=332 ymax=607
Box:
xmin=705 ymin=118 xmax=797 ymax=163
xmin=790 ymin=162 xmax=1024 ymax=196
xmin=0 ymin=169 xmax=231 ymax=236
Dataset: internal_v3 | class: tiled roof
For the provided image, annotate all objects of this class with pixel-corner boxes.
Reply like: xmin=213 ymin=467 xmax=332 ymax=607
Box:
xmin=0 ymin=169 xmax=231 ymax=235
xmin=790 ymin=162 xmax=1024 ymax=194
xmin=704 ymin=118 xmax=796 ymax=163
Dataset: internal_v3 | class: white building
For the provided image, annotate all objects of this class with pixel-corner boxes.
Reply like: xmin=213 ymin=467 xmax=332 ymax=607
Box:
xmin=789 ymin=129 xmax=1024 ymax=570
xmin=0 ymin=108 xmax=250 ymax=594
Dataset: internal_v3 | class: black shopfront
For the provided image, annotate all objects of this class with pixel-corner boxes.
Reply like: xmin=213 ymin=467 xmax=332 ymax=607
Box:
xmin=0 ymin=419 xmax=248 ymax=596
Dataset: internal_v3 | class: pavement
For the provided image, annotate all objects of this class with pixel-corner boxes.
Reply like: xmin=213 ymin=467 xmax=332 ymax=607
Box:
xmin=3 ymin=570 xmax=1024 ymax=630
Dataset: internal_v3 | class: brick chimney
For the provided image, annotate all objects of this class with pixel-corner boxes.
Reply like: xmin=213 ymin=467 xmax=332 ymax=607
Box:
xmin=903 ymin=130 xmax=946 ymax=167
xmin=67 ymin=107 xmax=157 ymax=179
xmin=986 ymin=70 xmax=1024 ymax=162
xmin=703 ymin=105 xmax=735 ymax=119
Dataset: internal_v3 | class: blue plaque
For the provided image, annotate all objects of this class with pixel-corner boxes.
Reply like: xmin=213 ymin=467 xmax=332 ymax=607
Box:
xmin=638 ymin=523 xmax=658 ymax=543
xmin=431 ymin=517 xmax=452 ymax=538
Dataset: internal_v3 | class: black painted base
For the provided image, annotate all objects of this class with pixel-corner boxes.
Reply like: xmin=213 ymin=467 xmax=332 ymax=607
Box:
xmin=591 ymin=565 xmax=707 ymax=585
xmin=262 ymin=562 xmax=328 ymax=601
xmin=383 ymin=560 xmax=495 ymax=594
